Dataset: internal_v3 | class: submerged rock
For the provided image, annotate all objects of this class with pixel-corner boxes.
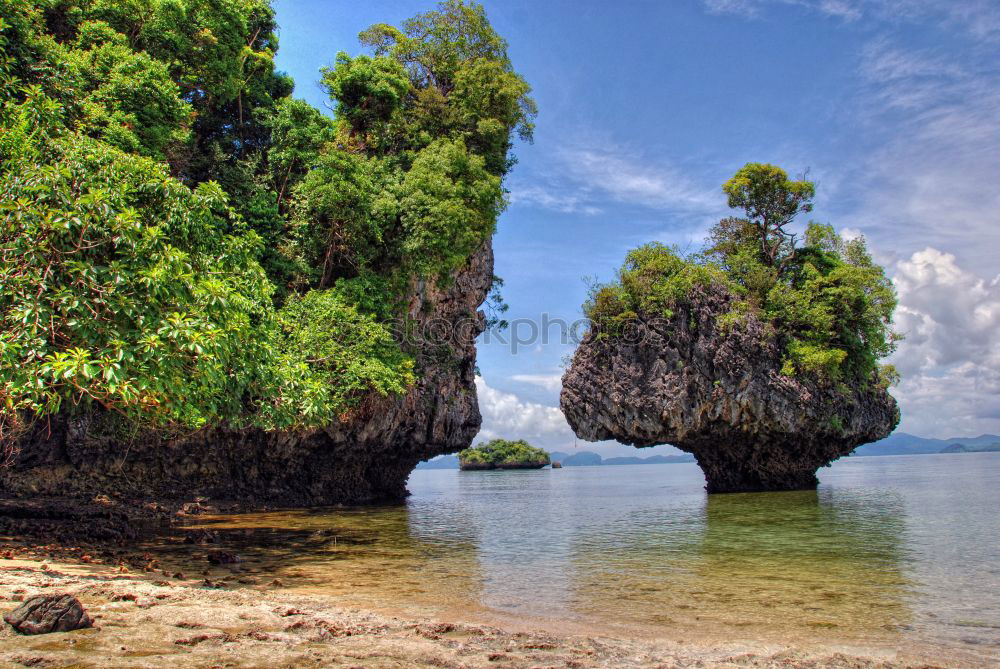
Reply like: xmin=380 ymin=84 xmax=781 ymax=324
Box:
xmin=4 ymin=594 xmax=93 ymax=634
xmin=560 ymin=284 xmax=899 ymax=493
xmin=2 ymin=245 xmax=494 ymax=507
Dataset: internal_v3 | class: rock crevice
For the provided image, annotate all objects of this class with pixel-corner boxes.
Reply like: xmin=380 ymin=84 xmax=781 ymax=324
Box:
xmin=560 ymin=285 xmax=899 ymax=493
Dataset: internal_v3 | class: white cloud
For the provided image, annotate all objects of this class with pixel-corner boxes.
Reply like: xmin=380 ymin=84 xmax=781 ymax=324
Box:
xmin=474 ymin=377 xmax=690 ymax=457
xmin=509 ymin=139 xmax=720 ymax=219
xmin=703 ymin=0 xmax=1000 ymax=42
xmin=474 ymin=377 xmax=573 ymax=448
xmin=509 ymin=374 xmax=563 ymax=393
xmin=703 ymin=0 xmax=1000 ymax=39
xmin=509 ymin=183 xmax=602 ymax=216
xmin=702 ymin=0 xmax=757 ymax=16
xmin=703 ymin=0 xmax=862 ymax=20
xmin=560 ymin=146 xmax=719 ymax=213
xmin=836 ymin=25 xmax=1000 ymax=439
xmin=889 ymin=248 xmax=1000 ymax=437
xmin=846 ymin=40 xmax=1000 ymax=277
xmin=859 ymin=41 xmax=964 ymax=88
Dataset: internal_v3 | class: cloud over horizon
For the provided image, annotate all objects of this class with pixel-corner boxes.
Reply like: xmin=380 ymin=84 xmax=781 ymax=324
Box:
xmin=888 ymin=248 xmax=1000 ymax=438
xmin=473 ymin=377 xmax=572 ymax=449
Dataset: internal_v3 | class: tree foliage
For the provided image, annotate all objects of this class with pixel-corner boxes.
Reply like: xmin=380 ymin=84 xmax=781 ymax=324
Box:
xmin=459 ymin=439 xmax=550 ymax=468
xmin=721 ymin=163 xmax=815 ymax=269
xmin=586 ymin=164 xmax=900 ymax=387
xmin=1 ymin=96 xmax=272 ymax=432
xmin=0 ymin=0 xmax=531 ymax=450
xmin=291 ymin=0 xmax=535 ymax=290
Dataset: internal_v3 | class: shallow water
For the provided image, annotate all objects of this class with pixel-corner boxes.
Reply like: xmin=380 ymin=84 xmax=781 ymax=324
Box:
xmin=160 ymin=453 xmax=1000 ymax=662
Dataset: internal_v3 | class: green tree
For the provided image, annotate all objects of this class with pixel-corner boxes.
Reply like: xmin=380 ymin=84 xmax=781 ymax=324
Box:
xmin=0 ymin=93 xmax=274 ymax=435
xmin=459 ymin=439 xmax=550 ymax=468
xmin=321 ymin=53 xmax=408 ymax=147
xmin=290 ymin=0 xmax=530 ymax=288
xmin=721 ymin=163 xmax=815 ymax=268
xmin=357 ymin=0 xmax=536 ymax=175
xmin=64 ymin=20 xmax=191 ymax=159
xmin=0 ymin=0 xmax=535 ymax=455
xmin=586 ymin=164 xmax=899 ymax=386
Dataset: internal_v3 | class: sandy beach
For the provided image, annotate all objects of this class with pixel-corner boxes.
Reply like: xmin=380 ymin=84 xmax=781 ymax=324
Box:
xmin=0 ymin=553 xmax=971 ymax=669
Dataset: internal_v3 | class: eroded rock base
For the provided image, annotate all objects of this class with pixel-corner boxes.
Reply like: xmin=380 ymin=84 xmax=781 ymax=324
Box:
xmin=692 ymin=451 xmax=821 ymax=494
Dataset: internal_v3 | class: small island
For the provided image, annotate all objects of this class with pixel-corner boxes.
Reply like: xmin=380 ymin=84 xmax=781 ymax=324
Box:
xmin=561 ymin=163 xmax=901 ymax=493
xmin=458 ymin=439 xmax=551 ymax=471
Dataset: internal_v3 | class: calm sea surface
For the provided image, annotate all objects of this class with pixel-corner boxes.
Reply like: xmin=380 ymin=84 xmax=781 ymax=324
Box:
xmin=167 ymin=453 xmax=1000 ymax=663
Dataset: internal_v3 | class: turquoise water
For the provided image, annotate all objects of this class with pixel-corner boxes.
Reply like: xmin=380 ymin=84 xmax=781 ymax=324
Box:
xmin=174 ymin=452 xmax=1000 ymax=663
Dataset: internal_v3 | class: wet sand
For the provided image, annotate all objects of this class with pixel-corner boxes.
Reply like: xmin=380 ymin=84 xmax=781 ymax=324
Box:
xmin=0 ymin=555 xmax=968 ymax=669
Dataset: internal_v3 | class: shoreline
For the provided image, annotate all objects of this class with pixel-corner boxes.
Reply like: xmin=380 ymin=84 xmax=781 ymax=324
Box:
xmin=0 ymin=556 xmax=978 ymax=668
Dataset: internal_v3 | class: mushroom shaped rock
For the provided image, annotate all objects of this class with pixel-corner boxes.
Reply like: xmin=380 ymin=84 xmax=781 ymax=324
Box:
xmin=560 ymin=285 xmax=899 ymax=493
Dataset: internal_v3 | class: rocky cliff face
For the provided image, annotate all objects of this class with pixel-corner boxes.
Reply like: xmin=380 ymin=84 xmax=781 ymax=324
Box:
xmin=560 ymin=284 xmax=899 ymax=493
xmin=1 ymin=245 xmax=494 ymax=507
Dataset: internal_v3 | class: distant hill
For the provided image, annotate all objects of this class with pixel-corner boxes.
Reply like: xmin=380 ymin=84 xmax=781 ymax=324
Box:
xmin=603 ymin=454 xmax=695 ymax=465
xmin=421 ymin=434 xmax=1000 ymax=468
xmin=852 ymin=433 xmax=1000 ymax=456
xmin=414 ymin=455 xmax=460 ymax=470
xmin=939 ymin=442 xmax=1000 ymax=454
xmin=419 ymin=450 xmax=697 ymax=469
xmin=559 ymin=451 xmax=603 ymax=466
xmin=550 ymin=451 xmax=694 ymax=466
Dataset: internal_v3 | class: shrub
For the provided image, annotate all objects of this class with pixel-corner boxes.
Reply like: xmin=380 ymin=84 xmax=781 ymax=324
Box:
xmin=584 ymin=166 xmax=900 ymax=387
xmin=459 ymin=439 xmax=550 ymax=468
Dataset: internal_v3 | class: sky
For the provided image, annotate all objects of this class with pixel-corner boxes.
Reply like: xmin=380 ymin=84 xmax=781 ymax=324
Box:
xmin=273 ymin=0 xmax=1000 ymax=455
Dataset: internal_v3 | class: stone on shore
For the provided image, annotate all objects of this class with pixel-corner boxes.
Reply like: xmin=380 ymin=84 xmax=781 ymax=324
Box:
xmin=4 ymin=594 xmax=93 ymax=635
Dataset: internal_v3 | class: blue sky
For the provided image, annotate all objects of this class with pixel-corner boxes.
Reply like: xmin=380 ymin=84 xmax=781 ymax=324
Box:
xmin=273 ymin=0 xmax=1000 ymax=453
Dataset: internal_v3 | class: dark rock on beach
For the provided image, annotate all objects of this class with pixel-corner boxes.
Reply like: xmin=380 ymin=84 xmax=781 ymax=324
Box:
xmin=561 ymin=284 xmax=899 ymax=493
xmin=206 ymin=551 xmax=242 ymax=565
xmin=4 ymin=594 xmax=93 ymax=635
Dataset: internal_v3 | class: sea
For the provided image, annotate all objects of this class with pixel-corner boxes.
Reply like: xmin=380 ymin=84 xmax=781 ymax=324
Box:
xmin=163 ymin=452 xmax=1000 ymax=664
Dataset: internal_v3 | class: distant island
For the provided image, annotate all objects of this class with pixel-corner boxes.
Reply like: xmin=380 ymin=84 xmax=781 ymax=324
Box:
xmin=417 ymin=435 xmax=1000 ymax=470
xmin=940 ymin=442 xmax=1000 ymax=454
xmin=458 ymin=439 xmax=551 ymax=471
xmin=549 ymin=451 xmax=695 ymax=467
xmin=851 ymin=433 xmax=1000 ymax=456
xmin=417 ymin=450 xmax=695 ymax=470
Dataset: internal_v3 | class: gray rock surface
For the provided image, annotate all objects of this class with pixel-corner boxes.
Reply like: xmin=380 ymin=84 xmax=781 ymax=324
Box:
xmin=1 ymin=244 xmax=494 ymax=507
xmin=4 ymin=594 xmax=93 ymax=634
xmin=560 ymin=284 xmax=899 ymax=493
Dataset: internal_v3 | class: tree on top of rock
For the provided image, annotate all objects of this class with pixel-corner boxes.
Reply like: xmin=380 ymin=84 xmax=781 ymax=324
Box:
xmin=721 ymin=163 xmax=815 ymax=269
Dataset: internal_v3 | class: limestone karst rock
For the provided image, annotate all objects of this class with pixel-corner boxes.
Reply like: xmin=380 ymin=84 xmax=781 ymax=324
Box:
xmin=560 ymin=284 xmax=899 ymax=493
xmin=2 ymin=245 xmax=494 ymax=507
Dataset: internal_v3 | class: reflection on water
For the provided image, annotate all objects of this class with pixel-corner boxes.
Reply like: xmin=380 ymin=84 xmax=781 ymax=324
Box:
xmin=568 ymin=489 xmax=911 ymax=643
xmin=145 ymin=453 xmax=1000 ymax=662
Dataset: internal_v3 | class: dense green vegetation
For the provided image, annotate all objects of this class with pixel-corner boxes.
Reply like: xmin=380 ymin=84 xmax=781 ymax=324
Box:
xmin=586 ymin=163 xmax=900 ymax=387
xmin=0 ymin=0 xmax=534 ymax=447
xmin=459 ymin=439 xmax=550 ymax=469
